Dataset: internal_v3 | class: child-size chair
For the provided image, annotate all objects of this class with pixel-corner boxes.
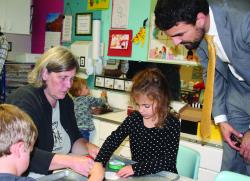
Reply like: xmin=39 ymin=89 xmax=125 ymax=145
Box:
xmin=215 ymin=171 xmax=250 ymax=181
xmin=176 ymin=145 xmax=200 ymax=179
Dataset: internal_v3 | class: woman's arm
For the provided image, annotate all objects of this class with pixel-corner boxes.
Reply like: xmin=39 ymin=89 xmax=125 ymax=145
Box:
xmin=49 ymin=153 xmax=94 ymax=177
xmin=71 ymin=138 xmax=100 ymax=158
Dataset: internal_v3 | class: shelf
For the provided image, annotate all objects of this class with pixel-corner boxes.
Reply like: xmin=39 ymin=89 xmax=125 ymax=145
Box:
xmin=148 ymin=58 xmax=200 ymax=66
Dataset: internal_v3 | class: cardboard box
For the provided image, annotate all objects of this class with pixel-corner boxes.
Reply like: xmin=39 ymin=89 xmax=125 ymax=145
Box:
xmin=179 ymin=106 xmax=222 ymax=142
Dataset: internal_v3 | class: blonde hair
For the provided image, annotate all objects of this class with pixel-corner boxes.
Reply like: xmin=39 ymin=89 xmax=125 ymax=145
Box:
xmin=28 ymin=46 xmax=79 ymax=87
xmin=0 ymin=104 xmax=38 ymax=157
xmin=69 ymin=77 xmax=87 ymax=97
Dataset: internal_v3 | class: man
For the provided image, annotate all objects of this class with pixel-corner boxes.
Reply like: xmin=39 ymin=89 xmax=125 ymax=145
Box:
xmin=154 ymin=0 xmax=250 ymax=175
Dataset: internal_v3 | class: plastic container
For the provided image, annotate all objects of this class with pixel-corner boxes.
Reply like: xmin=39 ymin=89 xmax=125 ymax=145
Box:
xmin=108 ymin=160 xmax=125 ymax=171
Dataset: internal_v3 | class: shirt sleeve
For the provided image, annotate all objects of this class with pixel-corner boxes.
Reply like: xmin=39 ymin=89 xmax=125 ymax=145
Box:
xmin=95 ymin=117 xmax=131 ymax=166
xmin=132 ymin=117 xmax=181 ymax=176
xmin=86 ymin=96 xmax=105 ymax=107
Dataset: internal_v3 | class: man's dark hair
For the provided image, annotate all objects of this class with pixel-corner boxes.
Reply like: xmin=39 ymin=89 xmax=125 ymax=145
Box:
xmin=154 ymin=0 xmax=209 ymax=31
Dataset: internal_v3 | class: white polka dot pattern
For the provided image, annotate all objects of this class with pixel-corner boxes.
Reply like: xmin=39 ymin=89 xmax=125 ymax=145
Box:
xmin=95 ymin=111 xmax=181 ymax=176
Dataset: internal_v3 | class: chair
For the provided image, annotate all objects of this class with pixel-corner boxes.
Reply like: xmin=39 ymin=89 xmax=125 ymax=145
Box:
xmin=176 ymin=145 xmax=200 ymax=179
xmin=215 ymin=171 xmax=250 ymax=181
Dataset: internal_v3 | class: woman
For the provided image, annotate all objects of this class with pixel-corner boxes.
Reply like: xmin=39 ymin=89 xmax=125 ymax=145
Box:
xmin=6 ymin=46 xmax=104 ymax=179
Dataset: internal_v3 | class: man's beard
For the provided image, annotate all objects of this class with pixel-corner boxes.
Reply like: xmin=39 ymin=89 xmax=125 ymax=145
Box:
xmin=181 ymin=28 xmax=205 ymax=50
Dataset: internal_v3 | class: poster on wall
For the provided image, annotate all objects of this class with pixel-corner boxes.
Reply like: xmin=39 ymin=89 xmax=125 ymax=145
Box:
xmin=111 ymin=0 xmax=130 ymax=28
xmin=44 ymin=13 xmax=63 ymax=51
xmin=148 ymin=15 xmax=187 ymax=61
xmin=87 ymin=0 xmax=110 ymax=10
xmin=107 ymin=29 xmax=132 ymax=57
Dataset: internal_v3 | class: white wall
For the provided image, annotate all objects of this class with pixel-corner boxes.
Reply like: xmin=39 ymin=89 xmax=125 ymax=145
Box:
xmin=5 ymin=33 xmax=31 ymax=61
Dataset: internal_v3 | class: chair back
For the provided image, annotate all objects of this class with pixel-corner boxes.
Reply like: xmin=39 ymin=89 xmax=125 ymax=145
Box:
xmin=176 ymin=145 xmax=200 ymax=179
xmin=215 ymin=171 xmax=250 ymax=181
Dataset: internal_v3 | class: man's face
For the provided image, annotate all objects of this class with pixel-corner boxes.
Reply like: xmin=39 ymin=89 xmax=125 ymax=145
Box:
xmin=165 ymin=22 xmax=205 ymax=50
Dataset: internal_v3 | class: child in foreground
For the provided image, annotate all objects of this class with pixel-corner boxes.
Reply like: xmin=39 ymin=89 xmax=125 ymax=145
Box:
xmin=69 ymin=76 xmax=107 ymax=141
xmin=94 ymin=68 xmax=181 ymax=177
xmin=0 ymin=104 xmax=38 ymax=181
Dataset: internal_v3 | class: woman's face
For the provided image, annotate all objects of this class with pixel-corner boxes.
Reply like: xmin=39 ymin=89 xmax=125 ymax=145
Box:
xmin=43 ymin=68 xmax=76 ymax=102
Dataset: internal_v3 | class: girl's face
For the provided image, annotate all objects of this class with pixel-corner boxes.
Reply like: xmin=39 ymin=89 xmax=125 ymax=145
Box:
xmin=80 ymin=85 xmax=90 ymax=96
xmin=134 ymin=94 xmax=157 ymax=121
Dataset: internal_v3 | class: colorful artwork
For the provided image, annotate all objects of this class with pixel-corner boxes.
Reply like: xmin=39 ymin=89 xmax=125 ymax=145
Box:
xmin=87 ymin=0 xmax=110 ymax=10
xmin=108 ymin=29 xmax=132 ymax=57
xmin=46 ymin=13 xmax=64 ymax=32
xmin=132 ymin=18 xmax=148 ymax=47
xmin=148 ymin=3 xmax=190 ymax=62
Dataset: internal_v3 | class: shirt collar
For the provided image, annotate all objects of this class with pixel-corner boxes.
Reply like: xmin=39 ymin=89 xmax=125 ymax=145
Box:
xmin=207 ymin=7 xmax=218 ymax=36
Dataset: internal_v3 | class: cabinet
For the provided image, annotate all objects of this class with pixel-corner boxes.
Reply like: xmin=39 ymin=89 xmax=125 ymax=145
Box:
xmin=4 ymin=62 xmax=34 ymax=99
xmin=0 ymin=0 xmax=31 ymax=34
xmin=180 ymin=140 xmax=223 ymax=181
xmin=90 ymin=118 xmax=131 ymax=159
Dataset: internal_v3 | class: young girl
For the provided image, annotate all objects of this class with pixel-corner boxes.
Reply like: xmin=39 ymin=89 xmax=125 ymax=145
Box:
xmin=95 ymin=68 xmax=181 ymax=177
xmin=69 ymin=76 xmax=107 ymax=141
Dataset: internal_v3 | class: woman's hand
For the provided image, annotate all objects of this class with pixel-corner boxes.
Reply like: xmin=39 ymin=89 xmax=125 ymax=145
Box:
xmin=71 ymin=138 xmax=99 ymax=158
xmin=70 ymin=155 xmax=94 ymax=177
xmin=87 ymin=142 xmax=100 ymax=159
xmin=49 ymin=154 xmax=94 ymax=177
xmin=117 ymin=165 xmax=134 ymax=178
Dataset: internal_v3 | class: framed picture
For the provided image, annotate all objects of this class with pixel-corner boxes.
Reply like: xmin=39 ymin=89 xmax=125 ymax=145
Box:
xmin=114 ymin=79 xmax=125 ymax=91
xmin=95 ymin=76 xmax=105 ymax=88
xmin=108 ymin=29 xmax=133 ymax=57
xmin=104 ymin=78 xmax=114 ymax=89
xmin=75 ymin=13 xmax=92 ymax=36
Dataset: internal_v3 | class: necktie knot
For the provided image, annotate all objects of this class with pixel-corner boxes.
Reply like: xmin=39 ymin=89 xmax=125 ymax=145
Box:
xmin=204 ymin=34 xmax=214 ymax=44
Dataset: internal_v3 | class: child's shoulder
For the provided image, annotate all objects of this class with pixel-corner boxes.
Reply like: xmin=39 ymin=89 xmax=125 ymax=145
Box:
xmin=166 ymin=114 xmax=180 ymax=125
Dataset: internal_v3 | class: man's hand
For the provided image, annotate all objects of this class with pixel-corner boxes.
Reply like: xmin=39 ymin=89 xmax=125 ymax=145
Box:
xmin=219 ymin=122 xmax=242 ymax=151
xmin=87 ymin=142 xmax=100 ymax=159
xmin=240 ymin=131 xmax=250 ymax=163
xmin=88 ymin=162 xmax=105 ymax=181
xmin=117 ymin=165 xmax=134 ymax=178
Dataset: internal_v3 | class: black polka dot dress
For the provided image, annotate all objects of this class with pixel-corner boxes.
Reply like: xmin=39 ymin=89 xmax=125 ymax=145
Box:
xmin=95 ymin=111 xmax=181 ymax=176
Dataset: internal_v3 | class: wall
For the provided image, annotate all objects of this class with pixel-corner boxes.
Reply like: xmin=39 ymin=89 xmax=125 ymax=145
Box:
xmin=31 ymin=0 xmax=64 ymax=53
xmin=101 ymin=0 xmax=151 ymax=61
xmin=63 ymin=0 xmax=102 ymax=47
xmin=6 ymin=33 xmax=31 ymax=61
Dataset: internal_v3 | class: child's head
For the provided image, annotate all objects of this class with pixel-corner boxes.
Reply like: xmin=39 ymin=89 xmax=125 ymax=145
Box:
xmin=0 ymin=104 xmax=38 ymax=175
xmin=130 ymin=68 xmax=171 ymax=127
xmin=69 ymin=76 xmax=89 ymax=97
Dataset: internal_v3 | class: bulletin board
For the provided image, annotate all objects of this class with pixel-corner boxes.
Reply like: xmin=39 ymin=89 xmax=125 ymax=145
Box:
xmin=101 ymin=0 xmax=151 ymax=61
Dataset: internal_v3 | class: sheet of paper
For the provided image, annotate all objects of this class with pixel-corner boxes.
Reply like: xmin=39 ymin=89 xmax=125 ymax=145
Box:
xmin=111 ymin=0 xmax=130 ymax=28
xmin=44 ymin=32 xmax=61 ymax=51
xmin=62 ymin=15 xmax=72 ymax=42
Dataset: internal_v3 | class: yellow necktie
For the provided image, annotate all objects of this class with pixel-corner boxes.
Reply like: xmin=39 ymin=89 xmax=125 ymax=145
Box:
xmin=200 ymin=35 xmax=216 ymax=139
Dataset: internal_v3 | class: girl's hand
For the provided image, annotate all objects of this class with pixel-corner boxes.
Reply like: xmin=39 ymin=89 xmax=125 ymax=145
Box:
xmin=116 ymin=165 xmax=134 ymax=178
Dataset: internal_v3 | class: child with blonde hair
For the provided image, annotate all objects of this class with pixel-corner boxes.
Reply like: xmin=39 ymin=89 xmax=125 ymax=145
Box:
xmin=0 ymin=104 xmax=38 ymax=180
xmin=69 ymin=76 xmax=107 ymax=141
